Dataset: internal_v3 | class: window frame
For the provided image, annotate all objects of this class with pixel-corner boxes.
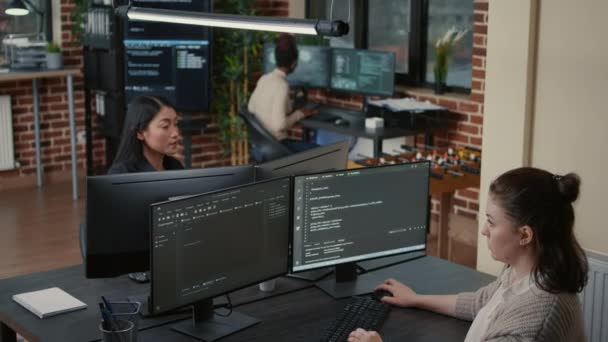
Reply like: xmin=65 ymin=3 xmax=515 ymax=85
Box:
xmin=0 ymin=0 xmax=52 ymax=38
xmin=306 ymin=0 xmax=472 ymax=94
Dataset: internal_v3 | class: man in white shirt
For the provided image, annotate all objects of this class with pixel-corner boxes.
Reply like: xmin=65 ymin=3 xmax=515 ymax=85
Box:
xmin=248 ymin=34 xmax=318 ymax=152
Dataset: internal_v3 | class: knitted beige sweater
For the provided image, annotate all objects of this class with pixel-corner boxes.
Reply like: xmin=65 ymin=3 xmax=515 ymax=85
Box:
xmin=454 ymin=269 xmax=586 ymax=342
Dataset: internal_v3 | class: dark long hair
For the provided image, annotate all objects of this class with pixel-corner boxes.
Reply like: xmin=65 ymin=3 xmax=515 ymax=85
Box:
xmin=113 ymin=96 xmax=174 ymax=166
xmin=490 ymin=167 xmax=588 ymax=293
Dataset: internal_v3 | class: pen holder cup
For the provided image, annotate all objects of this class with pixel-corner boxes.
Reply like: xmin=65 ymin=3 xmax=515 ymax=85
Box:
xmin=99 ymin=319 xmax=135 ymax=342
xmin=109 ymin=301 xmax=141 ymax=341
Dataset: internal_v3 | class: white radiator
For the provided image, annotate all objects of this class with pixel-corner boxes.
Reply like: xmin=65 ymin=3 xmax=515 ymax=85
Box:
xmin=0 ymin=95 xmax=14 ymax=171
xmin=581 ymin=250 xmax=608 ymax=342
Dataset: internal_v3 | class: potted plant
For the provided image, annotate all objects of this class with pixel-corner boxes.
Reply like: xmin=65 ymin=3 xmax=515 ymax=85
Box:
xmin=71 ymin=0 xmax=92 ymax=44
xmin=212 ymin=0 xmax=274 ymax=165
xmin=46 ymin=42 xmax=63 ymax=69
xmin=433 ymin=27 xmax=467 ymax=94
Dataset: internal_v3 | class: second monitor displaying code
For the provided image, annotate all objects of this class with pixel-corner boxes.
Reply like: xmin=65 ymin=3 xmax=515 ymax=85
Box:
xmin=292 ymin=163 xmax=429 ymax=272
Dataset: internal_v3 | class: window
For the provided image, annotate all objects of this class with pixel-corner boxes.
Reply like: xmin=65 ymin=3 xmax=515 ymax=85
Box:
xmin=307 ymin=0 xmax=474 ymax=91
xmin=325 ymin=0 xmax=355 ymax=48
xmin=0 ymin=0 xmax=52 ymax=66
xmin=0 ymin=0 xmax=52 ymax=39
xmin=367 ymin=0 xmax=409 ymax=74
xmin=425 ymin=0 xmax=473 ymax=88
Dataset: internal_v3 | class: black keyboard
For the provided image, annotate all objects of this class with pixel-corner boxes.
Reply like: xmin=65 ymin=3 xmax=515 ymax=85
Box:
xmin=320 ymin=296 xmax=391 ymax=342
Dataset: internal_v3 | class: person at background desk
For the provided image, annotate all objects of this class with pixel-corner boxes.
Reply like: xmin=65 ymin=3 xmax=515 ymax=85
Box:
xmin=105 ymin=95 xmax=184 ymax=283
xmin=248 ymin=33 xmax=318 ymax=153
xmin=349 ymin=167 xmax=588 ymax=342
xmin=108 ymin=95 xmax=184 ymax=174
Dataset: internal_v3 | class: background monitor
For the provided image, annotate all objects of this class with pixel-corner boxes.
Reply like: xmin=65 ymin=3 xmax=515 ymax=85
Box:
xmin=123 ymin=39 xmax=210 ymax=111
xmin=254 ymin=140 xmax=350 ymax=181
xmin=263 ymin=43 xmax=331 ymax=88
xmin=150 ymin=178 xmax=291 ymax=340
xmin=330 ymin=48 xmax=395 ymax=96
xmin=123 ymin=0 xmax=211 ymax=111
xmin=85 ymin=166 xmax=255 ymax=278
xmin=292 ymin=162 xmax=429 ymax=298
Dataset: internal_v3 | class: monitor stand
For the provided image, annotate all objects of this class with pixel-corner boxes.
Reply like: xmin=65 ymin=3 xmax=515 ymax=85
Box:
xmin=127 ymin=294 xmax=189 ymax=318
xmin=171 ymin=299 xmax=260 ymax=342
xmin=315 ymin=263 xmax=383 ymax=299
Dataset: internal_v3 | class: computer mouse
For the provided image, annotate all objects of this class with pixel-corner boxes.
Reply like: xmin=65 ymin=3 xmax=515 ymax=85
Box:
xmin=334 ymin=118 xmax=349 ymax=126
xmin=128 ymin=272 xmax=150 ymax=284
xmin=371 ymin=289 xmax=393 ymax=301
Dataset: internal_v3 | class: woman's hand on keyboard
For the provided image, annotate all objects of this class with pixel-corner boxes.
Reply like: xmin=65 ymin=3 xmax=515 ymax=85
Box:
xmin=375 ymin=278 xmax=418 ymax=307
xmin=348 ymin=328 xmax=382 ymax=342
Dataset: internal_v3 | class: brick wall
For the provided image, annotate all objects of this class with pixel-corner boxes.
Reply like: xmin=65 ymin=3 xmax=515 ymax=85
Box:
xmin=0 ymin=0 xmax=487 ymax=218
xmin=426 ymin=0 xmax=488 ymax=220
xmin=187 ymin=0 xmax=292 ymax=169
xmin=187 ymin=0 xmax=292 ymax=168
xmin=0 ymin=0 xmax=106 ymax=188
xmin=299 ymin=0 xmax=489 ymax=220
xmin=256 ymin=0 xmax=289 ymax=16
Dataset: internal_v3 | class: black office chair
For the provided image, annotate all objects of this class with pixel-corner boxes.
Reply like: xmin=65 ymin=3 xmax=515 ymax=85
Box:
xmin=238 ymin=109 xmax=292 ymax=163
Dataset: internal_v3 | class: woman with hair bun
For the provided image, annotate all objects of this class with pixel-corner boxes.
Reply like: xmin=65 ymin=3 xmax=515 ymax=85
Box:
xmin=349 ymin=167 xmax=588 ymax=342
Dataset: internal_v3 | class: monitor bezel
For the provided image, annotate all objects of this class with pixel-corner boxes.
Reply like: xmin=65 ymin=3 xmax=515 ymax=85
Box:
xmin=254 ymin=140 xmax=350 ymax=182
xmin=289 ymin=161 xmax=430 ymax=274
xmin=149 ymin=176 xmax=293 ymax=316
xmin=84 ymin=165 xmax=255 ymax=279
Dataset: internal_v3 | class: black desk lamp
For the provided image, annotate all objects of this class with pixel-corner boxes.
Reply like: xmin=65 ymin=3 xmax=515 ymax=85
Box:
xmin=5 ymin=0 xmax=45 ymax=35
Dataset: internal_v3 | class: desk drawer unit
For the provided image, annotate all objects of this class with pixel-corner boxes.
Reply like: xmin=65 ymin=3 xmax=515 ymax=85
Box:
xmin=0 ymin=95 xmax=14 ymax=170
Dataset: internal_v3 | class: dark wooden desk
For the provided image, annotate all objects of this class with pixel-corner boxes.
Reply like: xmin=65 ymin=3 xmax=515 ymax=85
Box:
xmin=0 ymin=256 xmax=493 ymax=342
xmin=140 ymin=256 xmax=494 ymax=341
xmin=0 ymin=266 xmax=310 ymax=342
xmin=300 ymin=113 xmax=420 ymax=159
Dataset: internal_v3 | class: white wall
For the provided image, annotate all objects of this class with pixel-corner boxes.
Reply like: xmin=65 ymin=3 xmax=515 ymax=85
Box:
xmin=289 ymin=0 xmax=306 ymax=19
xmin=52 ymin=1 xmax=61 ymax=44
xmin=479 ymin=0 xmax=608 ymax=275
xmin=477 ymin=0 xmax=538 ymax=275
xmin=530 ymin=0 xmax=608 ymax=256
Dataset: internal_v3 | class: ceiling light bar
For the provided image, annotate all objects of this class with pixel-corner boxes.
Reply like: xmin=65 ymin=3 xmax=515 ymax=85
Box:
xmin=115 ymin=6 xmax=349 ymax=37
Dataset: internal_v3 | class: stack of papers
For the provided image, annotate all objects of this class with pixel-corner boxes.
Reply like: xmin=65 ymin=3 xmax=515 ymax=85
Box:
xmin=368 ymin=98 xmax=445 ymax=112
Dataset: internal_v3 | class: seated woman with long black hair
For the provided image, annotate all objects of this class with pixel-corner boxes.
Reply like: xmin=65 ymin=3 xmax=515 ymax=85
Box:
xmin=109 ymin=95 xmax=184 ymax=174
xmin=106 ymin=95 xmax=184 ymax=283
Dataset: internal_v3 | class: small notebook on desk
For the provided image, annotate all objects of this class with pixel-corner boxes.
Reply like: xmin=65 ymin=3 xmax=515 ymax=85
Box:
xmin=12 ymin=287 xmax=87 ymax=319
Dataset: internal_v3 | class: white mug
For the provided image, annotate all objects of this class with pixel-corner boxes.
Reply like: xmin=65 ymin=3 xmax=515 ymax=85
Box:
xmin=259 ymin=279 xmax=276 ymax=292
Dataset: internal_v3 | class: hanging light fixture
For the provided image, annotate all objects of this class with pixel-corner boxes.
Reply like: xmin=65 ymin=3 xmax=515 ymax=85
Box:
xmin=114 ymin=5 xmax=349 ymax=37
xmin=5 ymin=0 xmax=31 ymax=16
xmin=5 ymin=0 xmax=45 ymax=34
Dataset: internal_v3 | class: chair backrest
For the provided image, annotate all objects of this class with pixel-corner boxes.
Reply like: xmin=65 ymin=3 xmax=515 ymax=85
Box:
xmin=238 ymin=109 xmax=292 ymax=163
